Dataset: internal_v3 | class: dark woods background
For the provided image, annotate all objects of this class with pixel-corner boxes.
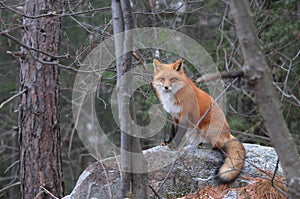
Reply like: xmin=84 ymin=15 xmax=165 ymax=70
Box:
xmin=0 ymin=0 xmax=299 ymax=198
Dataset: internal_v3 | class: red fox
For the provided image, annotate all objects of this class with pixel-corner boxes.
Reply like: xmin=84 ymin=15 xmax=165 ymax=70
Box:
xmin=152 ymin=58 xmax=245 ymax=183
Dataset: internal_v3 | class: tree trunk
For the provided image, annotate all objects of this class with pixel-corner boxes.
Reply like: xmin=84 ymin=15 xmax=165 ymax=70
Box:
xmin=112 ymin=1 xmax=130 ymax=196
xmin=229 ymin=0 xmax=300 ymax=198
xmin=19 ymin=0 xmax=64 ymax=198
xmin=112 ymin=0 xmax=149 ymax=198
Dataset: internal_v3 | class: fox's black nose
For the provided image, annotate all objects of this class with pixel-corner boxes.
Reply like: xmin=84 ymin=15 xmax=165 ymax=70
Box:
xmin=164 ymin=86 xmax=169 ymax=90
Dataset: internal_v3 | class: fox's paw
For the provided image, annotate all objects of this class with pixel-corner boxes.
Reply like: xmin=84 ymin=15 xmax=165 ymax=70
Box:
xmin=197 ymin=142 xmax=203 ymax=149
xmin=197 ymin=142 xmax=213 ymax=149
xmin=161 ymin=141 xmax=169 ymax=146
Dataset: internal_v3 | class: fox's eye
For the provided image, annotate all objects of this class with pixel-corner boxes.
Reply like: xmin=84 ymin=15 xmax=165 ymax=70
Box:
xmin=158 ymin=77 xmax=165 ymax=81
xmin=170 ymin=77 xmax=179 ymax=81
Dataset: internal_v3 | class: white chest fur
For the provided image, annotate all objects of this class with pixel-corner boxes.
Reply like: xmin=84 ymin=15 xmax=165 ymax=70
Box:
xmin=159 ymin=91 xmax=181 ymax=116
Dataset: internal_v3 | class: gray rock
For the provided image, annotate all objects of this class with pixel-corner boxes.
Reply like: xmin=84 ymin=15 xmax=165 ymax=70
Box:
xmin=63 ymin=144 xmax=283 ymax=199
xmin=223 ymin=190 xmax=237 ymax=199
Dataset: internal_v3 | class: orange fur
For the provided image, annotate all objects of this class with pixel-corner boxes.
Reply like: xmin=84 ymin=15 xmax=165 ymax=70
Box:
xmin=152 ymin=59 xmax=246 ymax=182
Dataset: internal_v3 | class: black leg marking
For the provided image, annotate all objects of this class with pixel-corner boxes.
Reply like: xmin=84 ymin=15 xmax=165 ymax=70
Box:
xmin=162 ymin=120 xmax=179 ymax=146
xmin=166 ymin=122 xmax=177 ymax=144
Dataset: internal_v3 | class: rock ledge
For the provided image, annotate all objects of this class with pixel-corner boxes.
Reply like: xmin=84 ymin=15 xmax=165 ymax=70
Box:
xmin=63 ymin=144 xmax=283 ymax=199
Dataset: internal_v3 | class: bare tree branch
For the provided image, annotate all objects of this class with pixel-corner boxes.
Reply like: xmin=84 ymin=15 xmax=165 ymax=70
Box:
xmin=0 ymin=182 xmax=20 ymax=195
xmin=2 ymin=32 xmax=68 ymax=60
xmin=196 ymin=69 xmax=244 ymax=83
xmin=0 ymin=1 xmax=110 ymax=19
xmin=229 ymin=0 xmax=300 ymax=198
xmin=0 ymin=89 xmax=27 ymax=109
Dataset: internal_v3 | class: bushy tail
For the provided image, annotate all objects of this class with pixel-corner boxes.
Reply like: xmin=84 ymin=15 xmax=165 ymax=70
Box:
xmin=218 ymin=138 xmax=246 ymax=183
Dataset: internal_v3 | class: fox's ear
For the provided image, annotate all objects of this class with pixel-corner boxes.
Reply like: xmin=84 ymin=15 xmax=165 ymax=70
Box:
xmin=153 ymin=59 xmax=163 ymax=74
xmin=173 ymin=59 xmax=183 ymax=72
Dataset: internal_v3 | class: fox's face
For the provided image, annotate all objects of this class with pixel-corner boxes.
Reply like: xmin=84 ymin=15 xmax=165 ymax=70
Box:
xmin=152 ymin=59 xmax=186 ymax=95
xmin=152 ymin=59 xmax=186 ymax=115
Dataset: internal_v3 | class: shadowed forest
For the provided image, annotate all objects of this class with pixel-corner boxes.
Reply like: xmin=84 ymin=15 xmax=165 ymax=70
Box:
xmin=0 ymin=0 xmax=299 ymax=198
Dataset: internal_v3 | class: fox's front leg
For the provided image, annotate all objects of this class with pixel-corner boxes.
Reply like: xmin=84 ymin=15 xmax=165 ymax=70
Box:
xmin=162 ymin=119 xmax=178 ymax=146
xmin=161 ymin=123 xmax=177 ymax=145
